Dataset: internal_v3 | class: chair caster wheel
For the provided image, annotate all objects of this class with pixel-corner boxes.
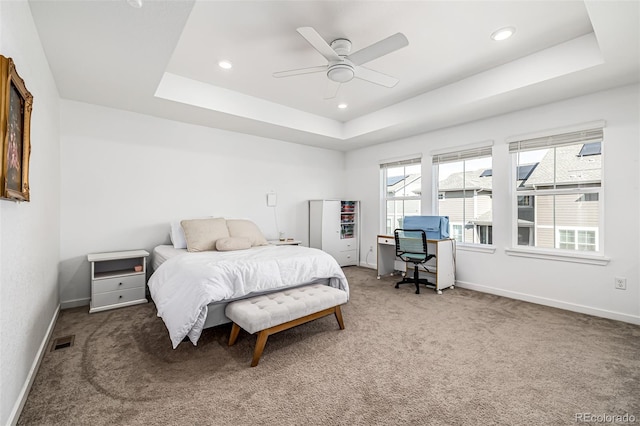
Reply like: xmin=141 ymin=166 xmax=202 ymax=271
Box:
xmin=437 ymin=290 xmax=443 ymax=295
xmin=450 ymin=285 xmax=455 ymax=289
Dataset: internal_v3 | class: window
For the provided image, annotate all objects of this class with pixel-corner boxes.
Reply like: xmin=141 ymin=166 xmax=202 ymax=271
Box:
xmin=433 ymin=144 xmax=493 ymax=245
xmin=380 ymin=158 xmax=421 ymax=235
xmin=478 ymin=225 xmax=493 ymax=244
xmin=517 ymin=195 xmax=531 ymax=207
xmin=509 ymin=126 xmax=603 ymax=253
xmin=557 ymin=228 xmax=598 ymax=251
xmin=451 ymin=224 xmax=463 ymax=242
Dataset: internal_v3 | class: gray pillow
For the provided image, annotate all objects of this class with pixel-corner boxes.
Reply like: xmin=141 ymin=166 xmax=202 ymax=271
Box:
xmin=216 ymin=237 xmax=252 ymax=251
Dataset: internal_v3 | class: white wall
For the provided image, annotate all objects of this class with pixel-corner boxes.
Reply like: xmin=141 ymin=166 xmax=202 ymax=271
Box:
xmin=345 ymin=84 xmax=640 ymax=324
xmin=0 ymin=2 xmax=61 ymax=425
xmin=59 ymin=101 xmax=346 ymax=306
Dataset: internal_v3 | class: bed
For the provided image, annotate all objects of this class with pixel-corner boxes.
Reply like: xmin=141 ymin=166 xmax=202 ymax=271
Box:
xmin=148 ymin=241 xmax=349 ymax=349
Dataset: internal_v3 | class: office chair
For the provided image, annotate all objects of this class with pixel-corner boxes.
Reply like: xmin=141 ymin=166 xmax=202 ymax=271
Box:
xmin=394 ymin=229 xmax=435 ymax=294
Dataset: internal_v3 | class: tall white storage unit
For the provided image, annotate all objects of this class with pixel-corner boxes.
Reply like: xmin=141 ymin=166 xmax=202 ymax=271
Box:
xmin=309 ymin=200 xmax=360 ymax=267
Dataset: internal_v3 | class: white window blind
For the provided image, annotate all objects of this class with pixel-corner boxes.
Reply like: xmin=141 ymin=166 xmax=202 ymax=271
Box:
xmin=380 ymin=157 xmax=421 ymax=168
xmin=433 ymin=146 xmax=492 ymax=165
xmin=509 ymin=128 xmax=603 ymax=153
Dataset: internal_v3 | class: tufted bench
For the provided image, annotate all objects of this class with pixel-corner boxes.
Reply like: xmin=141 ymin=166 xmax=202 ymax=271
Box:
xmin=225 ymin=284 xmax=348 ymax=367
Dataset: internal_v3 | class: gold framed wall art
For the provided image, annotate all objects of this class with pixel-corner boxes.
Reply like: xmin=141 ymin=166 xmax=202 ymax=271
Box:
xmin=1 ymin=55 xmax=33 ymax=202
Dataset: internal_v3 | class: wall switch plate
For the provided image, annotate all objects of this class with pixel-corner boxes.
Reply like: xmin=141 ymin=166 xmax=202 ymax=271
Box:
xmin=614 ymin=277 xmax=627 ymax=290
xmin=266 ymin=192 xmax=277 ymax=207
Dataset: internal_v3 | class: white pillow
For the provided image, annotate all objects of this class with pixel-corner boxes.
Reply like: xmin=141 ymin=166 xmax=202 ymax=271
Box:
xmin=226 ymin=219 xmax=269 ymax=247
xmin=181 ymin=218 xmax=230 ymax=252
xmin=169 ymin=221 xmax=187 ymax=249
xmin=215 ymin=237 xmax=252 ymax=251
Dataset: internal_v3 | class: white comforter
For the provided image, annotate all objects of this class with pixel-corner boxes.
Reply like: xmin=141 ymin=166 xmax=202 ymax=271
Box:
xmin=148 ymin=245 xmax=349 ymax=348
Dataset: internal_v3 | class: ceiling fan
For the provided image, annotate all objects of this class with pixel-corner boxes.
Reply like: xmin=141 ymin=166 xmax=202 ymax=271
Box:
xmin=273 ymin=27 xmax=409 ymax=99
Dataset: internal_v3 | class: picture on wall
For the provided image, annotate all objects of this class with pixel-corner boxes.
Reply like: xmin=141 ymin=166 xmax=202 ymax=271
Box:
xmin=1 ymin=55 xmax=33 ymax=202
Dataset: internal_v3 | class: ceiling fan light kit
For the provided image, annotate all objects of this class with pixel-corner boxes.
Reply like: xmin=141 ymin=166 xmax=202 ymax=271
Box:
xmin=273 ymin=27 xmax=408 ymax=99
xmin=327 ymin=63 xmax=354 ymax=83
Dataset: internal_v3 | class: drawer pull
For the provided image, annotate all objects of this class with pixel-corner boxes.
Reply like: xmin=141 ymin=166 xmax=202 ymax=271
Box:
xmin=119 ymin=282 xmax=123 ymax=286
xmin=119 ymin=295 xmax=123 ymax=299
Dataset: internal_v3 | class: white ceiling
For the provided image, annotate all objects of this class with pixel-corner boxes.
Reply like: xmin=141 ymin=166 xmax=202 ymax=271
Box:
xmin=29 ymin=1 xmax=640 ymax=151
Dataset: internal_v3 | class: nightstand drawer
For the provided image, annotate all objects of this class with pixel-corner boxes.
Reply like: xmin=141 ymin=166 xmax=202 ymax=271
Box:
xmin=92 ymin=287 xmax=145 ymax=308
xmin=92 ymin=274 xmax=145 ymax=295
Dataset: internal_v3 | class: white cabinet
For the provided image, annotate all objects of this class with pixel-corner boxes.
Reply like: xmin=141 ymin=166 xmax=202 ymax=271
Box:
xmin=88 ymin=249 xmax=149 ymax=313
xmin=309 ymin=200 xmax=360 ymax=267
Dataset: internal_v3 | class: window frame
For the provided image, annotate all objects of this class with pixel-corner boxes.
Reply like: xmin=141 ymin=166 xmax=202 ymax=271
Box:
xmin=508 ymin=124 xmax=606 ymax=261
xmin=432 ymin=143 xmax=494 ymax=247
xmin=380 ymin=157 xmax=422 ymax=235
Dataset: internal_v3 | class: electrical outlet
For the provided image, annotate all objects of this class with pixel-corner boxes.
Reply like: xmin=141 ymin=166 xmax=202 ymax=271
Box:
xmin=614 ymin=277 xmax=627 ymax=290
xmin=369 ymin=245 xmax=373 ymax=252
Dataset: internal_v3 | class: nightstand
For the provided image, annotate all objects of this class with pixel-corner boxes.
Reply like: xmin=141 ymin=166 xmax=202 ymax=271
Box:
xmin=88 ymin=249 xmax=149 ymax=313
xmin=268 ymin=240 xmax=302 ymax=246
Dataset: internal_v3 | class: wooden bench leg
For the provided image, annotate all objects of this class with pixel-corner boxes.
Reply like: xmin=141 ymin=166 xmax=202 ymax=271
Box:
xmin=251 ymin=330 xmax=269 ymax=367
xmin=334 ymin=305 xmax=345 ymax=330
xmin=228 ymin=323 xmax=240 ymax=346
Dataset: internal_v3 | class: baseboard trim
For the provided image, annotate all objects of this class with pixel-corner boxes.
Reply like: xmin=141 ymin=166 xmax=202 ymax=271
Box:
xmin=60 ymin=297 xmax=89 ymax=309
xmin=8 ymin=304 xmax=60 ymax=426
xmin=456 ymin=280 xmax=640 ymax=325
xmin=358 ymin=261 xmax=376 ymax=270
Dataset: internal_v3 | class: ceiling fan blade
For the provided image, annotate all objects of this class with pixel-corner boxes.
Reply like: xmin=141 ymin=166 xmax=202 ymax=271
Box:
xmin=323 ymin=80 xmax=341 ymax=99
xmin=354 ymin=66 xmax=399 ymax=88
xmin=297 ymin=27 xmax=341 ymax=62
xmin=273 ymin=65 xmax=326 ymax=78
xmin=347 ymin=33 xmax=408 ymax=66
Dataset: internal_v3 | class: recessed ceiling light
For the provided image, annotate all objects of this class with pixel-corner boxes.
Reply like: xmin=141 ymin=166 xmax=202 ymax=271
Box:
xmin=491 ymin=27 xmax=516 ymax=41
xmin=127 ymin=0 xmax=142 ymax=8
xmin=218 ymin=60 xmax=233 ymax=70
xmin=338 ymin=103 xmax=348 ymax=109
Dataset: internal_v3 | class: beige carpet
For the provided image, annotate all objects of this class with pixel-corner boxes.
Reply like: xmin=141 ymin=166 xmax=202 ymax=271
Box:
xmin=19 ymin=267 xmax=640 ymax=425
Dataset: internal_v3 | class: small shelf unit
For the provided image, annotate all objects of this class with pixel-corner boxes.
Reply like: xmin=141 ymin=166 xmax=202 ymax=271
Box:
xmin=309 ymin=199 xmax=360 ymax=267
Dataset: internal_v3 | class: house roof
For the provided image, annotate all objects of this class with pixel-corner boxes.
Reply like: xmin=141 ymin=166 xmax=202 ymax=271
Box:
xmin=388 ymin=173 xmax=421 ymax=196
xmin=523 ymin=143 xmax=601 ymax=188
xmin=439 ymin=142 xmax=600 ymax=192
xmin=438 ymin=169 xmax=492 ymax=191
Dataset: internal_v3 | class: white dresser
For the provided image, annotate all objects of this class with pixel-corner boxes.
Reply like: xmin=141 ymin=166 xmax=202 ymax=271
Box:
xmin=88 ymin=249 xmax=149 ymax=313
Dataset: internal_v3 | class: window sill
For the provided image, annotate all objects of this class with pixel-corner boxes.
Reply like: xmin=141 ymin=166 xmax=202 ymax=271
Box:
xmin=504 ymin=247 xmax=610 ymax=265
xmin=456 ymin=244 xmax=496 ymax=254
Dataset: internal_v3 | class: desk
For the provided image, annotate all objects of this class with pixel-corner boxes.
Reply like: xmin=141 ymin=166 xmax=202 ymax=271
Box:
xmin=376 ymin=235 xmax=456 ymax=294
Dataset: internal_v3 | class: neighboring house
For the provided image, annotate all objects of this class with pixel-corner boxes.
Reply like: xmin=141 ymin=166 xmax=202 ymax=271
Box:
xmin=438 ymin=169 xmax=493 ymax=244
xmin=437 ymin=142 xmax=601 ymax=250
xmin=514 ymin=163 xmax=539 ymax=246
xmin=520 ymin=142 xmax=601 ymax=251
